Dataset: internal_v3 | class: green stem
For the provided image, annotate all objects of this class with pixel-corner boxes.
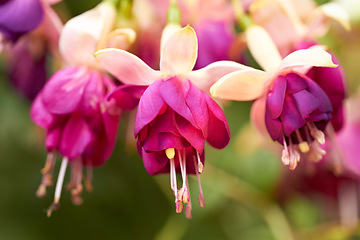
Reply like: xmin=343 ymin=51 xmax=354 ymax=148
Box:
xmin=167 ymin=1 xmax=181 ymax=24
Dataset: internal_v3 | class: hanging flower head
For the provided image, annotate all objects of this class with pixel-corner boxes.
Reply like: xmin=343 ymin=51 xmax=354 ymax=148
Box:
xmin=30 ymin=1 xmax=136 ymax=216
xmin=211 ymin=25 xmax=338 ymax=170
xmin=95 ymin=23 xmax=245 ymax=218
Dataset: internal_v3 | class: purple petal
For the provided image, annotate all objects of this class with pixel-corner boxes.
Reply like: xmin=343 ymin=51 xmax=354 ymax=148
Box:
xmin=204 ymin=94 xmax=230 ymax=149
xmin=148 ymin=107 xmax=180 ymax=136
xmin=41 ymin=67 xmax=89 ymax=114
xmin=0 ymin=0 xmax=44 ymax=42
xmin=59 ymin=112 xmax=94 ymax=159
xmin=280 ymin=95 xmax=306 ymax=136
xmin=142 ymin=131 xmax=190 ymax=152
xmin=194 ymin=20 xmax=233 ymax=69
xmin=174 ymin=113 xmax=205 ymax=154
xmin=45 ymin=124 xmax=62 ymax=152
xmin=267 ymin=75 xmax=286 ymax=119
xmin=80 ymin=70 xmax=104 ymax=112
xmin=109 ymin=84 xmax=148 ymax=111
xmin=185 ymin=80 xmax=209 ymax=137
xmin=30 ymin=93 xmax=54 ymax=129
xmin=139 ymin=145 xmax=169 ymax=175
xmin=7 ymin=37 xmax=47 ymax=100
xmin=285 ymin=72 xmax=308 ymax=94
xmin=293 ymin=90 xmax=319 ymax=119
xmin=306 ymin=55 xmax=345 ymax=131
xmin=158 ymin=77 xmax=197 ymax=127
xmin=305 ymin=76 xmax=333 ymax=116
xmin=265 ymin=109 xmax=283 ymax=142
xmin=134 ymin=79 xmax=165 ymax=137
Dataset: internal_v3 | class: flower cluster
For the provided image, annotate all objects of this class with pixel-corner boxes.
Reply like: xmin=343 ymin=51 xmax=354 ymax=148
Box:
xmin=0 ymin=0 xmax=355 ymax=220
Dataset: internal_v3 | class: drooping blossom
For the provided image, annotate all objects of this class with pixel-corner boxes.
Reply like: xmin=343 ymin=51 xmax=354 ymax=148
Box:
xmin=30 ymin=1 xmax=136 ymax=216
xmin=95 ymin=24 xmax=245 ymax=218
xmin=211 ymin=25 xmax=337 ymax=170
xmin=5 ymin=0 xmax=63 ymax=100
xmin=248 ymin=1 xmax=349 ymax=132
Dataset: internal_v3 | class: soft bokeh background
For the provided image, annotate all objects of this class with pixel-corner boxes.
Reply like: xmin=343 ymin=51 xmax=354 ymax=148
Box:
xmin=1 ymin=0 xmax=360 ymax=239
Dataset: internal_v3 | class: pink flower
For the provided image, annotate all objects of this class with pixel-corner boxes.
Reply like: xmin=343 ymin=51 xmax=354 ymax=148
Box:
xmin=30 ymin=2 xmax=135 ymax=216
xmin=211 ymin=26 xmax=338 ymax=170
xmin=95 ymin=25 xmax=244 ymax=218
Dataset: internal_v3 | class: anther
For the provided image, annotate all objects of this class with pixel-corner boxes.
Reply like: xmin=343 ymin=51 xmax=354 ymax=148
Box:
xmin=196 ymin=151 xmax=203 ymax=174
xmin=295 ymin=130 xmax=309 ymax=153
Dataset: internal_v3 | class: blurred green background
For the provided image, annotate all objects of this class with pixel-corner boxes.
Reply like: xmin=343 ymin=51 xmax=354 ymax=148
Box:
xmin=1 ymin=0 xmax=360 ymax=239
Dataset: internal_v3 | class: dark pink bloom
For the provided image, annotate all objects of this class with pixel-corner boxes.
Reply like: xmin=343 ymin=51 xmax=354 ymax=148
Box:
xmin=265 ymin=72 xmax=333 ymax=167
xmin=95 ymin=25 xmax=244 ymax=218
xmin=31 ymin=67 xmax=121 ymax=208
xmin=135 ymin=76 xmax=229 ymax=215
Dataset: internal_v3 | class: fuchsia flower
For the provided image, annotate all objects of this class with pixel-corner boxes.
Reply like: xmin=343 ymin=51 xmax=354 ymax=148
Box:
xmin=95 ymin=25 xmax=244 ymax=218
xmin=30 ymin=2 xmax=135 ymax=215
xmin=211 ymin=26 xmax=338 ymax=170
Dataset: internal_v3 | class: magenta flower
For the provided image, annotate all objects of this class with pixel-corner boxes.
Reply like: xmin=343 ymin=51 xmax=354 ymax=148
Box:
xmin=211 ymin=26 xmax=338 ymax=170
xmin=30 ymin=2 xmax=136 ymax=215
xmin=95 ymin=25 xmax=244 ymax=218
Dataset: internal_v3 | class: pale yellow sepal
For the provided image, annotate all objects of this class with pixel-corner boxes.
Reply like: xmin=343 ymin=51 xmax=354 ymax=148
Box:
xmin=279 ymin=46 xmax=338 ymax=70
xmin=245 ymin=25 xmax=282 ymax=72
xmin=210 ymin=69 xmax=269 ymax=101
xmin=318 ymin=2 xmax=351 ymax=31
xmin=160 ymin=25 xmax=198 ymax=76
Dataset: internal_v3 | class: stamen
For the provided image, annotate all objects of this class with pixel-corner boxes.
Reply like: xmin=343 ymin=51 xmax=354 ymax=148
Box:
xmin=194 ymin=158 xmax=205 ymax=207
xmin=308 ymin=141 xmax=326 ymax=162
xmin=41 ymin=152 xmax=56 ymax=174
xmin=295 ymin=130 xmax=309 ymax=153
xmin=307 ymin=122 xmax=325 ymax=144
xmin=47 ymin=157 xmax=68 ymax=217
xmin=185 ymin=202 xmax=192 ymax=219
xmin=176 ymin=201 xmax=183 ymax=213
xmin=178 ymin=150 xmax=191 ymax=204
xmin=36 ymin=152 xmax=57 ymax=198
xmin=281 ymin=135 xmax=290 ymax=165
xmin=196 ymin=151 xmax=203 ymax=174
xmin=85 ymin=166 xmax=94 ymax=192
xmin=169 ymin=157 xmax=177 ymax=194
xmin=288 ymin=138 xmax=299 ymax=170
